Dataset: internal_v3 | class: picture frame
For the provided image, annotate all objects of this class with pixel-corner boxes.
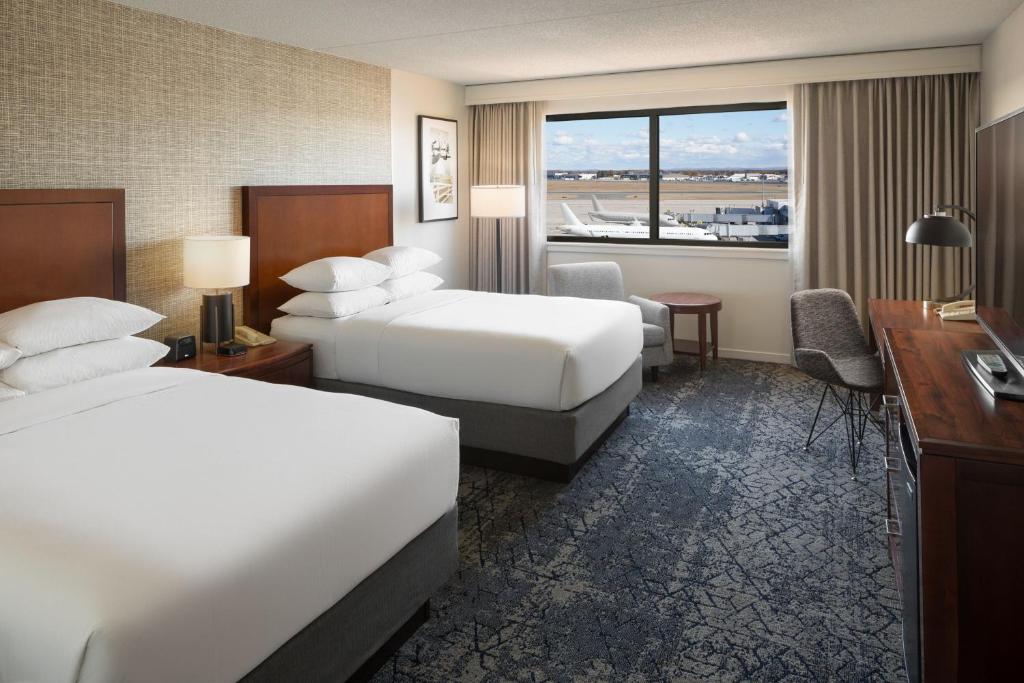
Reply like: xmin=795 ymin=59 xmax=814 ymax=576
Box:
xmin=418 ymin=115 xmax=459 ymax=222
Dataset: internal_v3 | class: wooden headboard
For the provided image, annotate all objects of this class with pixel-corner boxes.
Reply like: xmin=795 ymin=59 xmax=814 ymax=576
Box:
xmin=242 ymin=185 xmax=393 ymax=332
xmin=0 ymin=189 xmax=126 ymax=314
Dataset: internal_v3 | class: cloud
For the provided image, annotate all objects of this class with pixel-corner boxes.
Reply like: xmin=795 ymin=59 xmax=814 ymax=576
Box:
xmin=734 ymin=131 xmax=751 ymax=143
xmin=552 ymin=132 xmax=574 ymax=145
xmin=772 ymin=111 xmax=790 ymax=122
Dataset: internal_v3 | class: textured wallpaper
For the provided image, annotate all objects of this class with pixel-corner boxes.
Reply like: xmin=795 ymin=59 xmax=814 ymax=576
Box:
xmin=0 ymin=0 xmax=391 ymax=339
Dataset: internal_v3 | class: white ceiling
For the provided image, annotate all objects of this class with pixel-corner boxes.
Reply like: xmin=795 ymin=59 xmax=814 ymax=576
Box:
xmin=114 ymin=0 xmax=1023 ymax=85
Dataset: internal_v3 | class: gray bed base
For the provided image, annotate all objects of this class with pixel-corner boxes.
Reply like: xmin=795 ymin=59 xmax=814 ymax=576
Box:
xmin=240 ymin=506 xmax=458 ymax=683
xmin=314 ymin=357 xmax=643 ymax=482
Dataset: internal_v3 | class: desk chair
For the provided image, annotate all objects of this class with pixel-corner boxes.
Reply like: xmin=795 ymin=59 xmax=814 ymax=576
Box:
xmin=790 ymin=288 xmax=883 ymax=477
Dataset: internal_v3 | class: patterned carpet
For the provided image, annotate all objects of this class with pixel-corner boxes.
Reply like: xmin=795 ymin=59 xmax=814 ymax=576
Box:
xmin=372 ymin=357 xmax=906 ymax=682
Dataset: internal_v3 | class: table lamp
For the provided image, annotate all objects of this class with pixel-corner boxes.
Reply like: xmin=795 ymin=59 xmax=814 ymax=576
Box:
xmin=183 ymin=235 xmax=250 ymax=355
xmin=471 ymin=185 xmax=526 ymax=294
xmin=906 ymin=204 xmax=975 ymax=309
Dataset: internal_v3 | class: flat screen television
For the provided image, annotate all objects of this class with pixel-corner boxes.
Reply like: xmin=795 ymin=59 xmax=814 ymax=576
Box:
xmin=977 ymin=107 xmax=1024 ymax=381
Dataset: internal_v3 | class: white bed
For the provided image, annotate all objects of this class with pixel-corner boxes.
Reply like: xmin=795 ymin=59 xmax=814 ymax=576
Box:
xmin=0 ymin=367 xmax=459 ymax=683
xmin=271 ymin=289 xmax=643 ymax=412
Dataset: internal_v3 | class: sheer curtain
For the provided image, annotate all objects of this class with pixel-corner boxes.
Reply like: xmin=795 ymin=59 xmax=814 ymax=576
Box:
xmin=468 ymin=101 xmax=547 ymax=294
xmin=791 ymin=73 xmax=979 ymax=322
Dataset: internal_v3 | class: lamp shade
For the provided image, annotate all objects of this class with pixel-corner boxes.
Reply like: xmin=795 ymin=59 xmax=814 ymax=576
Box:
xmin=183 ymin=236 xmax=250 ymax=289
xmin=905 ymin=212 xmax=972 ymax=248
xmin=471 ymin=185 xmax=526 ymax=218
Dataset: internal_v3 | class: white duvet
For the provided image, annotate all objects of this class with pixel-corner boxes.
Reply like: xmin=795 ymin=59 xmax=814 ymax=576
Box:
xmin=272 ymin=290 xmax=643 ymax=411
xmin=0 ymin=368 xmax=459 ymax=683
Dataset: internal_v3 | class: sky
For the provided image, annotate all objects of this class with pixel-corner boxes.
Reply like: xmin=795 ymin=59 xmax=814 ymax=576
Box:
xmin=546 ymin=108 xmax=789 ymax=171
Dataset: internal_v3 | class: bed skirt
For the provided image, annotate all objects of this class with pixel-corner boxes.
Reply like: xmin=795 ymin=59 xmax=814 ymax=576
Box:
xmin=240 ymin=506 xmax=458 ymax=683
xmin=314 ymin=356 xmax=642 ymax=481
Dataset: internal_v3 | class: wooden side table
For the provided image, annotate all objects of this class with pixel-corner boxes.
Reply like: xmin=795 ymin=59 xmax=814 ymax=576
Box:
xmin=158 ymin=341 xmax=313 ymax=387
xmin=650 ymin=292 xmax=722 ymax=370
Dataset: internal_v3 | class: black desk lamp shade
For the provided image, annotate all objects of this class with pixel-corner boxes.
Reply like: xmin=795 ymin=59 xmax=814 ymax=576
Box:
xmin=905 ymin=213 xmax=973 ymax=247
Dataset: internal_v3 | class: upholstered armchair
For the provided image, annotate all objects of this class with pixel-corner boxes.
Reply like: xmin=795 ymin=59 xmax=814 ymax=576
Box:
xmin=547 ymin=262 xmax=673 ymax=381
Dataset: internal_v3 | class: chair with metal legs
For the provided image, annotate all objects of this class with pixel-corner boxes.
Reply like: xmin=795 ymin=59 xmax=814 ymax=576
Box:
xmin=790 ymin=289 xmax=883 ymax=478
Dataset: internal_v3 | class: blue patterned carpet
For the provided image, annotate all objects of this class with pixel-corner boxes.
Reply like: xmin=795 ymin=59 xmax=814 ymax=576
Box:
xmin=372 ymin=357 xmax=905 ymax=682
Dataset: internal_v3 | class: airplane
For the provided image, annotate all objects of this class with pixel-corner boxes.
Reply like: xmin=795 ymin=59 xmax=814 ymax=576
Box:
xmin=558 ymin=203 xmax=718 ymax=240
xmin=589 ymin=195 xmax=681 ymax=227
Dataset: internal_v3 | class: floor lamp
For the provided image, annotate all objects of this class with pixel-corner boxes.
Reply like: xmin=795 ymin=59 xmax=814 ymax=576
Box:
xmin=471 ymin=185 xmax=526 ymax=294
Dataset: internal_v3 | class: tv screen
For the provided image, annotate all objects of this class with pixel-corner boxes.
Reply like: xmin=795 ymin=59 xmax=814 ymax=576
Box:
xmin=977 ymin=107 xmax=1024 ymax=376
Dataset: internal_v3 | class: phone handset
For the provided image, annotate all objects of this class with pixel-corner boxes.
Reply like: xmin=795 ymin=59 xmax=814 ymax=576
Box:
xmin=938 ymin=300 xmax=976 ymax=321
xmin=234 ymin=326 xmax=276 ymax=346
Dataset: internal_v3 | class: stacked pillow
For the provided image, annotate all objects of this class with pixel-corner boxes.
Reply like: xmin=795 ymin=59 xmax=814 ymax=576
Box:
xmin=278 ymin=257 xmax=392 ymax=318
xmin=0 ymin=297 xmax=168 ymax=395
xmin=365 ymin=246 xmax=444 ymax=301
xmin=276 ymin=247 xmax=444 ymax=318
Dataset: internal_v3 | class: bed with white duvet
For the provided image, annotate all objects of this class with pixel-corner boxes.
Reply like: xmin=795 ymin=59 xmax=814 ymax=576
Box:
xmin=271 ymin=289 xmax=643 ymax=412
xmin=0 ymin=367 xmax=459 ymax=683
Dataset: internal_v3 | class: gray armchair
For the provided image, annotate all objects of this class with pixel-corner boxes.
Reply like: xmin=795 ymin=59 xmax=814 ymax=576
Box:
xmin=548 ymin=262 xmax=673 ymax=381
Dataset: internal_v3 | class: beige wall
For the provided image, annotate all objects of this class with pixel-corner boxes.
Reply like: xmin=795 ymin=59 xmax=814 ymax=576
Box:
xmin=390 ymin=70 xmax=470 ymax=289
xmin=982 ymin=1 xmax=1024 ymax=123
xmin=1 ymin=0 xmax=391 ymax=339
xmin=548 ymin=245 xmax=792 ymax=363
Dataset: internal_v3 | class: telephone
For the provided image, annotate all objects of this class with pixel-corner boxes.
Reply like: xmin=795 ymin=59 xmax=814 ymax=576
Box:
xmin=234 ymin=326 xmax=276 ymax=347
xmin=937 ymin=300 xmax=976 ymax=321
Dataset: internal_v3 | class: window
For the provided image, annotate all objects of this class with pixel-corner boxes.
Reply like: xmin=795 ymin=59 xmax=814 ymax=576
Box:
xmin=546 ymin=103 xmax=790 ymax=247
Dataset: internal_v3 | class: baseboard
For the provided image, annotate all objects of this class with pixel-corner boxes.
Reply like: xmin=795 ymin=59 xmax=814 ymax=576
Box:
xmin=717 ymin=347 xmax=791 ymax=364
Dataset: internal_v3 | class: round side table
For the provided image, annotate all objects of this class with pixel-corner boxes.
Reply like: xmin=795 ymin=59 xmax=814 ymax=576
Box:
xmin=650 ymin=292 xmax=723 ymax=370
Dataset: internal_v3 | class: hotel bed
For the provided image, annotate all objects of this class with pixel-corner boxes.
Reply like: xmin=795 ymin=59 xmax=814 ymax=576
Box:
xmin=0 ymin=189 xmax=459 ymax=683
xmin=244 ymin=185 xmax=643 ymax=481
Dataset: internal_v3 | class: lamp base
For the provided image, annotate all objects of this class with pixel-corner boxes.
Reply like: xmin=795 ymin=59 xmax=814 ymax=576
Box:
xmin=216 ymin=342 xmax=247 ymax=357
xmin=200 ymin=292 xmax=235 ymax=345
xmin=923 ymin=283 xmax=976 ymax=310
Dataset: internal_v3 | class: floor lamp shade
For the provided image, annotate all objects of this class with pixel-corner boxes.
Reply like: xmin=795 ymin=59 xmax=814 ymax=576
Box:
xmin=183 ymin=236 xmax=250 ymax=345
xmin=470 ymin=185 xmax=526 ymax=218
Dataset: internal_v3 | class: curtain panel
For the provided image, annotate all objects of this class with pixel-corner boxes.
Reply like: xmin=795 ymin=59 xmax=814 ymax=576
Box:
xmin=792 ymin=73 xmax=979 ymax=322
xmin=468 ymin=101 xmax=547 ymax=294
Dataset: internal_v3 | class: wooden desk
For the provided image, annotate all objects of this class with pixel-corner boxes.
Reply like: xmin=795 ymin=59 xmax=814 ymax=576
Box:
xmin=867 ymin=299 xmax=1016 ymax=395
xmin=869 ymin=301 xmax=1024 ymax=683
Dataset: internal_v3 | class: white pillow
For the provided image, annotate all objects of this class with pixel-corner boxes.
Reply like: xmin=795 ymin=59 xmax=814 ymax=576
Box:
xmin=278 ymin=287 xmax=391 ymax=318
xmin=364 ymin=246 xmax=442 ymax=279
xmin=280 ymin=257 xmax=391 ymax=293
xmin=0 ymin=337 xmax=169 ymax=394
xmin=379 ymin=271 xmax=444 ymax=301
xmin=0 ymin=297 xmax=164 ymax=357
xmin=0 ymin=342 xmax=21 ymax=371
xmin=0 ymin=381 xmax=25 ymax=402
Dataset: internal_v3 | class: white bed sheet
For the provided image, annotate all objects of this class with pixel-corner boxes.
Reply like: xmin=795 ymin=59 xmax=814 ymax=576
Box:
xmin=271 ymin=290 xmax=642 ymax=411
xmin=0 ymin=368 xmax=459 ymax=683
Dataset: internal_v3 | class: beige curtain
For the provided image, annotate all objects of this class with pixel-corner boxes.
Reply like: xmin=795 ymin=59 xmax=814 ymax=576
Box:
xmin=792 ymin=73 xmax=979 ymax=322
xmin=469 ymin=101 xmax=547 ymax=294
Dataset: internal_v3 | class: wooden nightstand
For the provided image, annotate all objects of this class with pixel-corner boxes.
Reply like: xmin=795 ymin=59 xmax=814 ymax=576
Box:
xmin=160 ymin=341 xmax=313 ymax=387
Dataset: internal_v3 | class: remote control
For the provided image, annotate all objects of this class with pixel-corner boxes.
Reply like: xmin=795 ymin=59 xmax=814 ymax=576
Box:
xmin=978 ymin=353 xmax=1008 ymax=377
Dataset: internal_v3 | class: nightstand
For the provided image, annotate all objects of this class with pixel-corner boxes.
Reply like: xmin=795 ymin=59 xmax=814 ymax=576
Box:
xmin=160 ymin=341 xmax=313 ymax=387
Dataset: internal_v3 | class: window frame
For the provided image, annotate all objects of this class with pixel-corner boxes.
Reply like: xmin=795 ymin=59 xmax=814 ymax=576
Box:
xmin=546 ymin=101 xmax=789 ymax=249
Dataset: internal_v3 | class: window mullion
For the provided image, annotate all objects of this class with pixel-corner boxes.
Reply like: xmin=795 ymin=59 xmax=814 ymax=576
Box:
xmin=650 ymin=114 xmax=659 ymax=242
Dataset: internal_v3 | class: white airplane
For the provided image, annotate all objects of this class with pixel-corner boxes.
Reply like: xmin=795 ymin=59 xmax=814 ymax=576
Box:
xmin=589 ymin=195 xmax=681 ymax=227
xmin=559 ymin=204 xmax=717 ymax=240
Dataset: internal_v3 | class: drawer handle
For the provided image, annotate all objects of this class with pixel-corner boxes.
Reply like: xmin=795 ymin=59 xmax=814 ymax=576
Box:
xmin=885 ymin=518 xmax=901 ymax=537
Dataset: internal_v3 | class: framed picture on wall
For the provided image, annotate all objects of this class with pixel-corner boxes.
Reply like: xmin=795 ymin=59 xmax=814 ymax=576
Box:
xmin=418 ymin=115 xmax=458 ymax=222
